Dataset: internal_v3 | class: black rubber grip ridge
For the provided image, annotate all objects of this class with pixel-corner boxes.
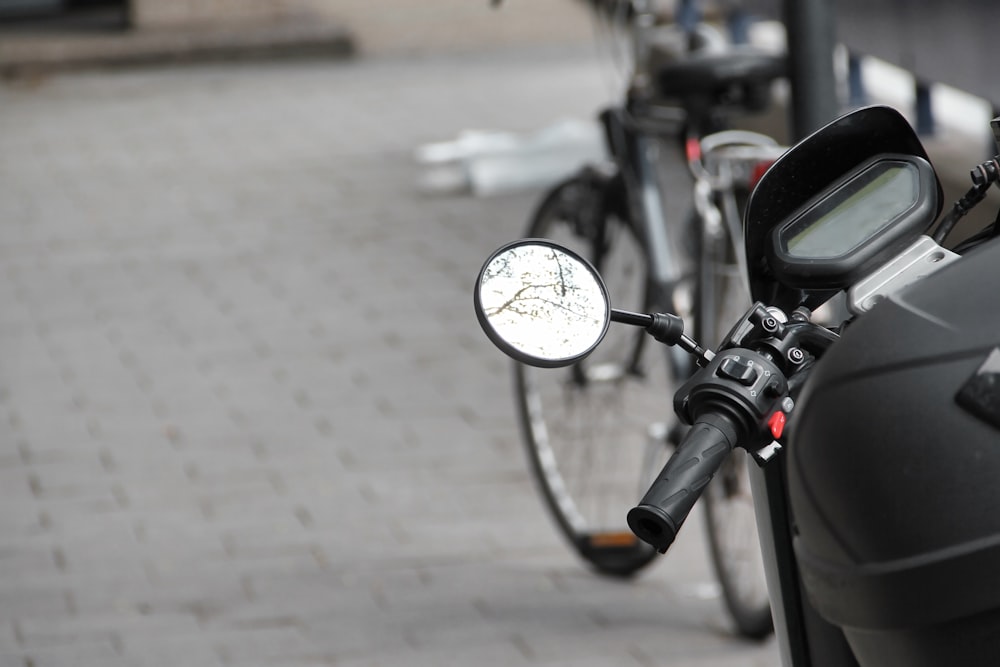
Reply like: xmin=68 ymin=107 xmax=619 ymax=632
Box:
xmin=627 ymin=414 xmax=737 ymax=552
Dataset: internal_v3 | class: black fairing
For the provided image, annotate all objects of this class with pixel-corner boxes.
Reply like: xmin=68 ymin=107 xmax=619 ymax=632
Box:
xmin=788 ymin=237 xmax=1000 ymax=666
xmin=744 ymin=105 xmax=941 ymax=311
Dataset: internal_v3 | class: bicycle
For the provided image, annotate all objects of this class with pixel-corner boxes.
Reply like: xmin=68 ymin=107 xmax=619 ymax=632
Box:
xmin=512 ymin=0 xmax=785 ymax=639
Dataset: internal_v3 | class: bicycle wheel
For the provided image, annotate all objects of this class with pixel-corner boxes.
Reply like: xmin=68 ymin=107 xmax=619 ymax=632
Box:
xmin=695 ymin=192 xmax=774 ymax=638
xmin=514 ymin=171 xmax=680 ymax=577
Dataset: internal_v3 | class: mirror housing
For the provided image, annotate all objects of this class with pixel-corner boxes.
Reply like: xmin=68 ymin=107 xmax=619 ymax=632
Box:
xmin=474 ymin=239 xmax=612 ymax=368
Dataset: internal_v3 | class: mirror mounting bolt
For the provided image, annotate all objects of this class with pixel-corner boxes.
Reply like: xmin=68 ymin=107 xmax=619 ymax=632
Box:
xmin=751 ymin=305 xmax=786 ymax=338
xmin=790 ymin=307 xmax=812 ymax=323
xmin=787 ymin=347 xmax=806 ymax=365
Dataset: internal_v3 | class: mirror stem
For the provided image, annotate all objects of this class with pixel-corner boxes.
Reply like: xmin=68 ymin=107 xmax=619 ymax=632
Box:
xmin=611 ymin=309 xmax=715 ymax=366
xmin=610 ymin=308 xmax=654 ymax=327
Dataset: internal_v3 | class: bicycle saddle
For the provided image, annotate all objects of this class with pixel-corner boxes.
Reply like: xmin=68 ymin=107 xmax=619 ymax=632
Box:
xmin=652 ymin=48 xmax=786 ymax=113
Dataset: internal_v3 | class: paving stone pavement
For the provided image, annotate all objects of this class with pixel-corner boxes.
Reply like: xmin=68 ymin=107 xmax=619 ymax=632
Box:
xmin=0 ymin=47 xmax=780 ymax=667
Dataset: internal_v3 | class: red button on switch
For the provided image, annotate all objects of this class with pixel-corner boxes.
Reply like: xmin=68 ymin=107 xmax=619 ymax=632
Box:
xmin=768 ymin=411 xmax=787 ymax=439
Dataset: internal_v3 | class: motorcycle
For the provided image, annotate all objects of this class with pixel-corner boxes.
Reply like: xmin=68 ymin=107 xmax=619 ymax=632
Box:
xmin=473 ymin=105 xmax=1000 ymax=666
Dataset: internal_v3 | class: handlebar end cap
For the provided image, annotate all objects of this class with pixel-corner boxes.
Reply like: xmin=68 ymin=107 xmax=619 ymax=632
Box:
xmin=627 ymin=504 xmax=680 ymax=553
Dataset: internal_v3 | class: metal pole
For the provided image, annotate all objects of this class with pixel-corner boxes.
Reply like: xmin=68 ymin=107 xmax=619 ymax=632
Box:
xmin=783 ymin=0 xmax=839 ymax=140
xmin=783 ymin=0 xmax=849 ymax=323
xmin=915 ymin=81 xmax=936 ymax=136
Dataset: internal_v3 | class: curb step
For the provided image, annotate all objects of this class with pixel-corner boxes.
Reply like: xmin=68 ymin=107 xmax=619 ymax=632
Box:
xmin=0 ymin=18 xmax=354 ymax=76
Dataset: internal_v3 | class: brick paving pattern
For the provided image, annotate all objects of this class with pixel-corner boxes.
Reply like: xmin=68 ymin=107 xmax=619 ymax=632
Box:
xmin=0 ymin=47 xmax=779 ymax=666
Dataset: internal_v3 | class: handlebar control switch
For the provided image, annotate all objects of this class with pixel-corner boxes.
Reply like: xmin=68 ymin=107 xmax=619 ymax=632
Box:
xmin=675 ymin=348 xmax=789 ymax=447
xmin=718 ymin=356 xmax=760 ymax=386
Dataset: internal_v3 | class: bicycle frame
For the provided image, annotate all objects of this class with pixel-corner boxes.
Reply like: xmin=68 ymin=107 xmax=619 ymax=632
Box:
xmin=600 ymin=105 xmax=687 ymax=313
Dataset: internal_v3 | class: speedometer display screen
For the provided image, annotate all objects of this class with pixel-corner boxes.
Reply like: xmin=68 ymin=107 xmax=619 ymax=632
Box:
xmin=783 ymin=161 xmax=919 ymax=259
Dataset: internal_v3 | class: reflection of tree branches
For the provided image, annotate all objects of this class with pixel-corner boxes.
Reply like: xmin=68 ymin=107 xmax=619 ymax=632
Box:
xmin=485 ymin=282 xmax=541 ymax=318
xmin=481 ymin=245 xmax=603 ymax=344
xmin=487 ymin=252 xmax=514 ymax=280
xmin=485 ymin=282 xmax=596 ymax=323
xmin=551 ymin=248 xmax=568 ymax=297
xmin=484 ymin=248 xmax=587 ymax=316
xmin=480 ymin=245 xmax=607 ymax=357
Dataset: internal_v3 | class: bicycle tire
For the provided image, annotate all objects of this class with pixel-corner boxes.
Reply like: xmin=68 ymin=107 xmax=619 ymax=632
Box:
xmin=695 ymin=189 xmax=774 ymax=639
xmin=514 ymin=170 xmax=680 ymax=577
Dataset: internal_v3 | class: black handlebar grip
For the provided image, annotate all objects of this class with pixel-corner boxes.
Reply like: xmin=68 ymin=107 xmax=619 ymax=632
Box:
xmin=627 ymin=413 xmax=738 ymax=552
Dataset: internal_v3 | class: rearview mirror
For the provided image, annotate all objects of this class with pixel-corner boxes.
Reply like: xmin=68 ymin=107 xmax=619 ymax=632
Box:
xmin=474 ymin=239 xmax=611 ymax=367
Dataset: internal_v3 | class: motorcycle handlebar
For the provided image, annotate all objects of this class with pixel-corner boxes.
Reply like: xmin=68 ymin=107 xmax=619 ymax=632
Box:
xmin=627 ymin=412 xmax=739 ymax=552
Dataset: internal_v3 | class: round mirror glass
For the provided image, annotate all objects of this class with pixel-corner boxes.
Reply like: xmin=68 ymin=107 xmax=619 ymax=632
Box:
xmin=474 ymin=240 xmax=611 ymax=367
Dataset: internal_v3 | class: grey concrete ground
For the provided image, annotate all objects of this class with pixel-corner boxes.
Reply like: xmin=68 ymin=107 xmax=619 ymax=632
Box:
xmin=0 ymin=47 xmax=780 ymax=666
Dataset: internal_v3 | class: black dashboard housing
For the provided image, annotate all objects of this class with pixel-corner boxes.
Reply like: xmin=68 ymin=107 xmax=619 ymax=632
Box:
xmin=764 ymin=154 xmax=939 ymax=290
xmin=744 ymin=105 xmax=942 ymax=311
